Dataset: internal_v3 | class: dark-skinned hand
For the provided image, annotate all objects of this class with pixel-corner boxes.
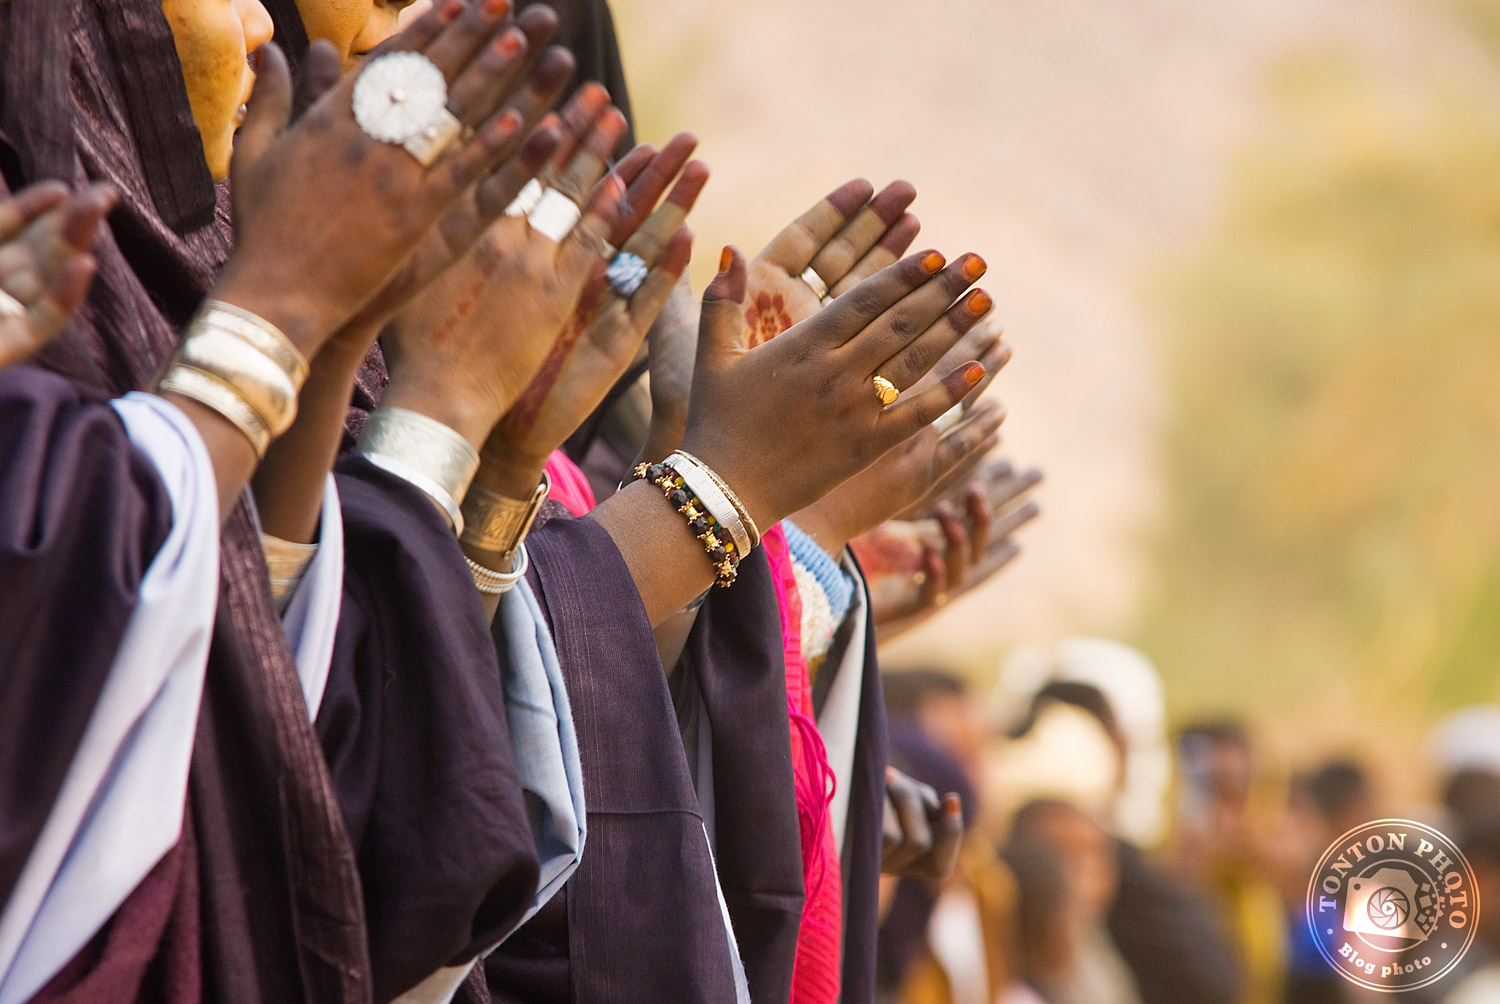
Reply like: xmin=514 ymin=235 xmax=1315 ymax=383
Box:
xmin=882 ymin=766 xmax=964 ymax=880
xmin=681 ymin=248 xmax=996 ymax=532
xmin=0 ymin=182 xmax=114 ymax=368
xmin=212 ymin=0 xmax=558 ymax=357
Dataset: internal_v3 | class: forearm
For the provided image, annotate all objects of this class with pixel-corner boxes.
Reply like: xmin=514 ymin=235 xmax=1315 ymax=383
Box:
xmin=252 ymin=335 xmax=371 ymax=543
xmin=589 ymin=479 xmax=720 ymax=626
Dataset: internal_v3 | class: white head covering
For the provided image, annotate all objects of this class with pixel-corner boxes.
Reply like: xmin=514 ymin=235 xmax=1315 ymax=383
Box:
xmin=992 ymin=637 xmax=1172 ymax=847
xmin=1426 ymin=706 xmax=1500 ymax=778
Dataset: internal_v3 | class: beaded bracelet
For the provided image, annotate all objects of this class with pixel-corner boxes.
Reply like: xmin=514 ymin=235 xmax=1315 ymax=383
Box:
xmin=636 ymin=461 xmax=740 ymax=587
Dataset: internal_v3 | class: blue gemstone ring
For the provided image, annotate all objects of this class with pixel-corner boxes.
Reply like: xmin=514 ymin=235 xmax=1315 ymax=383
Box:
xmin=605 ymin=252 xmax=649 ymax=298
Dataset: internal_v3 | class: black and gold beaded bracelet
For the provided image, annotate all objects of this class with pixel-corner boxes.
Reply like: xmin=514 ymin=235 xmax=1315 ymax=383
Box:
xmin=636 ymin=461 xmax=740 ymax=587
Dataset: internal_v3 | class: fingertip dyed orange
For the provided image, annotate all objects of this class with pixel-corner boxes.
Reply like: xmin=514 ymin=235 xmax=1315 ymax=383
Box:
xmin=963 ymin=362 xmax=985 ymax=386
xmin=920 ymin=251 xmax=946 ymax=274
xmin=961 ymin=255 xmax=987 ymax=281
xmin=719 ymin=246 xmax=733 ymax=273
xmin=966 ymin=290 xmax=993 ymax=316
xmin=497 ymin=29 xmax=524 ymax=56
xmin=483 ymin=0 xmax=510 ymax=15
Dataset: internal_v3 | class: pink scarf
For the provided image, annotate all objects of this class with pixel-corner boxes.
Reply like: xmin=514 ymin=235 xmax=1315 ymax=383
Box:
xmin=763 ymin=526 xmax=843 ymax=1004
xmin=544 ymin=451 xmax=596 ymax=516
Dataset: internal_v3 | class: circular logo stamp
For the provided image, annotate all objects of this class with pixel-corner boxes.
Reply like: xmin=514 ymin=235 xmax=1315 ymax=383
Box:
xmin=1306 ymin=819 xmax=1480 ymax=993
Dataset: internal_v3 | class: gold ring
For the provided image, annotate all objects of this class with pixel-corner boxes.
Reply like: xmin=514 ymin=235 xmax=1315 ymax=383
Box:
xmin=873 ymin=375 xmax=900 ymax=406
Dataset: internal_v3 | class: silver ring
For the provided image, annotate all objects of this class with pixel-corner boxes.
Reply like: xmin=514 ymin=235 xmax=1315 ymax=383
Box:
xmin=352 ymin=52 xmax=463 ymax=167
xmin=799 ymin=265 xmax=830 ymax=301
xmin=528 ymin=188 xmax=582 ymax=243
xmin=605 ymin=252 xmax=649 ymax=298
xmin=0 ymin=288 xmax=24 ymax=322
xmin=504 ymin=178 xmax=545 ymax=218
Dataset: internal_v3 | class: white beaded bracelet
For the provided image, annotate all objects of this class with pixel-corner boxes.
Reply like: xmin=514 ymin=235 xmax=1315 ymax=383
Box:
xmin=667 ymin=451 xmax=753 ymax=557
xmin=466 ymin=544 xmax=529 ymax=596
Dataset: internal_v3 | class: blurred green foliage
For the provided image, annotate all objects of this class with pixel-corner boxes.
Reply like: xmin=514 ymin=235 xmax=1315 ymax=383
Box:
xmin=1140 ymin=47 xmax=1500 ymax=758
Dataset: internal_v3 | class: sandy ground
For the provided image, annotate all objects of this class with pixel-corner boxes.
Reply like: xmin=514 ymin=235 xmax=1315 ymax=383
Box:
xmin=611 ymin=0 xmax=1500 ymax=676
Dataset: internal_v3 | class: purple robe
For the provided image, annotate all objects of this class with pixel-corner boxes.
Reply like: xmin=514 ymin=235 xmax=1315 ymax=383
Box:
xmin=318 ymin=459 xmax=540 ymax=1004
xmin=485 ymin=509 xmax=743 ymax=1003
xmin=1 ymin=2 xmax=371 ymax=1000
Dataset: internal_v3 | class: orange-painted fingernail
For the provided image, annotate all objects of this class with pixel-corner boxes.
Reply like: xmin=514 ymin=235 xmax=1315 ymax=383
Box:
xmin=946 ymin=793 xmax=961 ymax=814
xmin=483 ymin=0 xmax=510 ymax=16
xmin=921 ymin=251 xmax=946 ymax=275
xmin=439 ymin=0 xmax=463 ymax=21
xmin=579 ymin=82 xmax=609 ymax=111
xmin=496 ymin=28 xmax=524 ymax=56
xmin=963 ymin=362 xmax=985 ymax=387
xmin=962 ymin=254 xmax=987 ymax=281
xmin=719 ymin=246 xmax=733 ymax=273
xmin=966 ymin=290 xmax=992 ymax=316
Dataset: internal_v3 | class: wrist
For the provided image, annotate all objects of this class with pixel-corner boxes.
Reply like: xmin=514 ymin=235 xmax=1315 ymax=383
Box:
xmin=473 ymin=449 xmax=550 ymax=502
xmin=381 ymin=375 xmax=500 ymax=451
xmin=788 ymin=502 xmax=853 ymax=561
xmin=210 ymin=267 xmax=335 ymax=359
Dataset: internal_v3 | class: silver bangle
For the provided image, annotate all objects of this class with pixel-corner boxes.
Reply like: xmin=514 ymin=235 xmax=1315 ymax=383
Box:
xmin=668 ymin=452 xmax=751 ymax=558
xmin=356 ymin=407 xmax=479 ymax=535
xmin=670 ymin=449 xmax=761 ymax=549
xmin=466 ymin=544 xmax=529 ymax=596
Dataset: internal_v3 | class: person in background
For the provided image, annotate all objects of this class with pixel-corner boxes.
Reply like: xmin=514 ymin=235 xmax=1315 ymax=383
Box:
xmin=878 ymin=669 xmax=1015 ymax=1004
xmin=1003 ymin=799 xmax=1141 ymax=1004
xmin=992 ymin=639 xmax=1244 ymax=1004
xmin=1171 ymin=720 xmax=1287 ymax=1004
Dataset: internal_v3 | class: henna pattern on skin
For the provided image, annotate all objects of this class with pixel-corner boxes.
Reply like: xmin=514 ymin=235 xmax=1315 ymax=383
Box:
xmin=502 ymin=309 xmax=588 ymax=434
xmin=743 ymin=290 xmax=793 ymax=347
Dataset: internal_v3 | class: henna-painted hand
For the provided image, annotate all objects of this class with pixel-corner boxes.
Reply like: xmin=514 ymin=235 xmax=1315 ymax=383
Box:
xmin=211 ymin=0 xmax=555 ymax=356
xmin=336 ymin=15 xmax=578 ymax=337
xmin=379 ymin=87 xmax=631 ymax=444
xmin=742 ymin=179 xmax=920 ymax=347
xmin=476 ymin=141 xmax=708 ymax=495
xmin=681 ymin=247 xmax=994 ymax=531
xmin=854 ymin=459 xmax=1042 ymax=636
xmin=0 ymin=182 xmax=114 ymax=369
xmin=882 ymin=766 xmax=964 ymax=880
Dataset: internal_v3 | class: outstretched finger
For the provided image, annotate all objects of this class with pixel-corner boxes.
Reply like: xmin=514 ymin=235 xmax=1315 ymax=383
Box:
xmin=849 ymin=253 xmax=987 ymax=374
xmin=935 ymin=501 xmax=971 ymax=597
xmin=830 ymin=211 xmax=921 ymax=298
xmin=0 ymin=182 xmax=68 ymax=243
xmin=291 ymin=40 xmax=341 ymax=121
xmin=698 ymin=245 xmax=749 ymax=365
xmin=965 ymin=480 xmax=993 ymax=562
xmin=473 ymin=115 xmax=563 ymax=218
xmin=609 ymin=133 xmax=700 ymax=247
xmin=622 ymin=226 xmax=694 ymax=329
xmin=417 ymin=0 xmax=515 ymax=82
xmin=758 ymin=178 xmax=874 ymax=273
xmin=879 ymin=360 xmax=988 ymax=448
xmin=549 ymin=106 xmax=628 ymax=207
xmin=614 ymin=159 xmax=709 ymax=266
xmin=448 ymin=4 xmax=560 ymax=125
xmin=234 ymin=42 xmax=293 ymax=174
xmin=807 ymin=249 xmax=948 ymax=350
xmin=17 ymin=253 xmax=97 ymax=355
xmin=807 ymin=180 xmax=916 ymax=292
xmin=872 ymin=286 xmax=994 ymax=395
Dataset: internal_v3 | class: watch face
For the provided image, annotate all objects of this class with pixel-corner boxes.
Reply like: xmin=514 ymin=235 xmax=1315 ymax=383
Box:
xmin=352 ymin=52 xmax=450 ymax=146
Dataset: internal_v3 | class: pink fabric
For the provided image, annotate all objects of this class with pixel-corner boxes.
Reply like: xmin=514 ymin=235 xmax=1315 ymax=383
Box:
xmin=762 ymin=526 xmax=843 ymax=1004
xmin=544 ymin=451 xmax=596 ymax=516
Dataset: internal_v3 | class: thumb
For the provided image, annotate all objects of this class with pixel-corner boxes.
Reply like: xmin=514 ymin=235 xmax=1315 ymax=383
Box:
xmin=697 ymin=245 xmax=747 ymax=362
xmin=235 ymin=43 xmax=293 ymax=172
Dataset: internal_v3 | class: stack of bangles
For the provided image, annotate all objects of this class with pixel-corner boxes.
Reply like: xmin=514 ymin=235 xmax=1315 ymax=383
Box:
xmin=635 ymin=451 xmax=761 ymax=588
xmin=156 ymin=300 xmax=308 ymax=458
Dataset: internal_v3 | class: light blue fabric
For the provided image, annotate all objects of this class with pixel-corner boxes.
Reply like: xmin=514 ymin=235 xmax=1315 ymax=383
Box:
xmin=493 ymin=578 xmax=586 ymax=929
xmin=783 ymin=519 xmax=855 ymax=622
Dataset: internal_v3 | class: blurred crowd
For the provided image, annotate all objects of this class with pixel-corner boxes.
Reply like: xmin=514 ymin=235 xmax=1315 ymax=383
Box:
xmin=876 ymin=647 xmax=1500 ymax=1004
